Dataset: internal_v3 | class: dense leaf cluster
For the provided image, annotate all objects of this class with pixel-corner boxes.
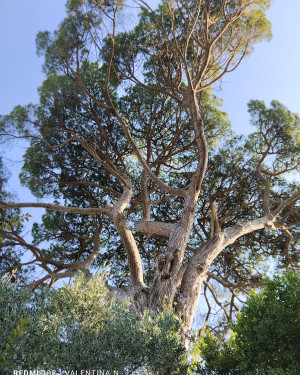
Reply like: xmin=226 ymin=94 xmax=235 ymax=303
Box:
xmin=192 ymin=271 xmax=300 ymax=374
xmin=0 ymin=272 xmax=188 ymax=374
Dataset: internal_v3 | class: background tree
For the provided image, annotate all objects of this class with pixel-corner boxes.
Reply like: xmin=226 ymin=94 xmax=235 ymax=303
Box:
xmin=0 ymin=0 xmax=299 ymax=343
xmin=192 ymin=271 xmax=300 ymax=374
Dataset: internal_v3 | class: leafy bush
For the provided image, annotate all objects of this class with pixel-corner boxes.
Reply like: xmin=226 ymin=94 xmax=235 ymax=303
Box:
xmin=0 ymin=273 xmax=188 ymax=374
xmin=191 ymin=271 xmax=300 ymax=374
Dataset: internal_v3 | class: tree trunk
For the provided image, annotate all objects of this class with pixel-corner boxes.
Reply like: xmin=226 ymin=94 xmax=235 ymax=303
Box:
xmin=149 ymin=96 xmax=208 ymax=317
xmin=150 ymin=183 xmax=201 ymax=313
xmin=175 ymin=234 xmax=224 ymax=339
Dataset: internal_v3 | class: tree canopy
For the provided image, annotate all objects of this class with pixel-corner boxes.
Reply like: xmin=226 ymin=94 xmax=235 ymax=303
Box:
xmin=0 ymin=0 xmax=299 ymax=343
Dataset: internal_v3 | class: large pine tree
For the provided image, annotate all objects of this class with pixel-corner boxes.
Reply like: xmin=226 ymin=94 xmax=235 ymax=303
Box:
xmin=0 ymin=0 xmax=299 ymax=343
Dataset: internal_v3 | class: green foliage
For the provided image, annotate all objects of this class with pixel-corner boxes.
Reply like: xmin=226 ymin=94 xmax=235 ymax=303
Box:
xmin=0 ymin=213 xmax=31 ymax=244
xmin=0 ymin=279 xmax=34 ymax=369
xmin=247 ymin=100 xmax=300 ymax=173
xmin=134 ymin=0 xmax=271 ymax=91
xmin=192 ymin=271 xmax=300 ymax=374
xmin=0 ymin=273 xmax=188 ymax=374
xmin=0 ymin=317 xmax=30 ymax=371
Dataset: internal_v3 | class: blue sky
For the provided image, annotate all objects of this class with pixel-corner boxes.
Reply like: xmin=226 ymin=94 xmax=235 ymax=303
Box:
xmin=0 ymin=0 xmax=299 ymax=217
xmin=0 ymin=1 xmax=67 ymax=115
xmin=218 ymin=0 xmax=300 ymax=134
xmin=1 ymin=1 xmax=300 ymax=130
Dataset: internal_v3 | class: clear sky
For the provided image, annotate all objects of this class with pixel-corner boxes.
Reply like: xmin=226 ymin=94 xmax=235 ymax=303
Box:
xmin=0 ymin=0 xmax=300 ymax=215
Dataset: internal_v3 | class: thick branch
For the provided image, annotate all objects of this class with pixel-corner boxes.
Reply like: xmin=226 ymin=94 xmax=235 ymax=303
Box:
xmin=135 ymin=220 xmax=174 ymax=238
xmin=111 ymin=183 xmax=146 ymax=289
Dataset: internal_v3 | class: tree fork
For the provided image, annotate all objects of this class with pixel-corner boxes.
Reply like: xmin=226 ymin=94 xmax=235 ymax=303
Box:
xmin=150 ymin=183 xmax=202 ymax=314
xmin=175 ymin=234 xmax=224 ymax=340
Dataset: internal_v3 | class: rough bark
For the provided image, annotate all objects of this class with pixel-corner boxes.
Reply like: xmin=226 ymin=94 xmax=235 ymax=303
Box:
xmin=150 ymin=185 xmax=201 ymax=313
xmin=110 ymin=181 xmax=149 ymax=311
xmin=135 ymin=220 xmax=174 ymax=238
